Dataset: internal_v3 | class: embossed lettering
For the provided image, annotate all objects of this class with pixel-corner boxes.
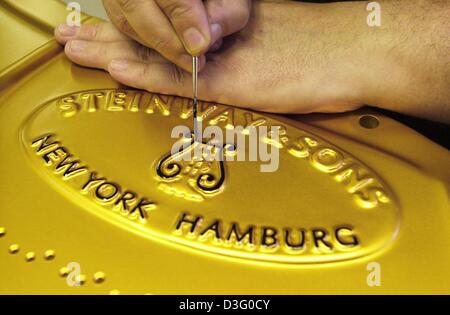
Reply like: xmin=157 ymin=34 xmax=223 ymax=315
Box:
xmin=208 ymin=108 xmax=235 ymax=129
xmin=312 ymin=228 xmax=333 ymax=251
xmin=129 ymin=198 xmax=155 ymax=219
xmin=106 ymin=91 xmax=127 ymax=112
xmin=284 ymin=228 xmax=306 ymax=250
xmin=57 ymin=96 xmax=79 ymax=117
xmin=176 ymin=212 xmax=202 ymax=233
xmin=261 ymin=227 xmax=278 ymax=248
xmin=335 ymin=226 xmax=359 ymax=247
xmin=175 ymin=214 xmax=361 ymax=256
xmin=145 ymin=94 xmax=171 ymax=116
xmin=42 ymin=147 xmax=68 ymax=165
xmin=31 ymin=134 xmax=59 ymax=154
xmin=81 ymin=172 xmax=106 ymax=192
xmin=200 ymin=220 xmax=222 ymax=239
xmin=226 ymin=223 xmax=254 ymax=245
xmin=114 ymin=191 xmax=137 ymax=212
xmin=95 ymin=182 xmax=120 ymax=201
xmin=55 ymin=155 xmax=87 ymax=179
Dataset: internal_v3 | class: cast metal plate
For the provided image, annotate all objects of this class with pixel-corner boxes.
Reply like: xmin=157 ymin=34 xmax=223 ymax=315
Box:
xmin=1 ymin=0 xmax=449 ymax=294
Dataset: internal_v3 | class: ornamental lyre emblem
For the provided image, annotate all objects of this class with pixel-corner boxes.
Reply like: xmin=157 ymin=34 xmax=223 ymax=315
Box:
xmin=156 ymin=133 xmax=232 ymax=202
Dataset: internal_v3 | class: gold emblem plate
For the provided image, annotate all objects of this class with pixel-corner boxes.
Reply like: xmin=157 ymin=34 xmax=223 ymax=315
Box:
xmin=1 ymin=0 xmax=450 ymax=294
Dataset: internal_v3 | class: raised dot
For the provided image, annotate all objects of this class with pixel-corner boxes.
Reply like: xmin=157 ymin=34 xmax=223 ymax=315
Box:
xmin=75 ymin=274 xmax=86 ymax=285
xmin=9 ymin=244 xmax=19 ymax=254
xmin=109 ymin=289 xmax=120 ymax=295
xmin=25 ymin=251 xmax=36 ymax=262
xmin=0 ymin=227 xmax=6 ymax=237
xmin=93 ymin=271 xmax=106 ymax=284
xmin=59 ymin=266 xmax=70 ymax=277
xmin=44 ymin=250 xmax=56 ymax=260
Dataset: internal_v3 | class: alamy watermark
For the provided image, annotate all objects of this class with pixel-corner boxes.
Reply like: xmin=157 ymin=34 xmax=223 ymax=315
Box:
xmin=171 ymin=121 xmax=280 ymax=172
xmin=66 ymin=2 xmax=81 ymax=27
xmin=66 ymin=261 xmax=82 ymax=287
xmin=366 ymin=262 xmax=382 ymax=287
xmin=367 ymin=2 xmax=381 ymax=27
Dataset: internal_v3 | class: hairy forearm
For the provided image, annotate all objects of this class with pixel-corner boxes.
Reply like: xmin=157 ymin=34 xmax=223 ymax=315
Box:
xmin=347 ymin=0 xmax=450 ymax=122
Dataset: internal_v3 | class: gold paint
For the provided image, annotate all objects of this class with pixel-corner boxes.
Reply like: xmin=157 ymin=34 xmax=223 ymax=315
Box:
xmin=208 ymin=108 xmax=236 ymax=129
xmin=145 ymin=94 xmax=171 ymax=116
xmin=1 ymin=0 xmax=449 ymax=293
xmin=0 ymin=227 xmax=5 ymax=237
xmin=19 ymin=89 xmax=401 ymax=264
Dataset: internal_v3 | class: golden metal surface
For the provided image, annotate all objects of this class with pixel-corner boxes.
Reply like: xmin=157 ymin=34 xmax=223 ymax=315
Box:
xmin=1 ymin=0 xmax=450 ymax=294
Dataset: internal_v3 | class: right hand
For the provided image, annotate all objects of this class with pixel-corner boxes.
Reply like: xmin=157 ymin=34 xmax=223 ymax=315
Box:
xmin=101 ymin=0 xmax=251 ymax=72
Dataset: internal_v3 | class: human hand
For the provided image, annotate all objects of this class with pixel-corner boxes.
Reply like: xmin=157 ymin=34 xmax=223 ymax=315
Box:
xmin=55 ymin=1 xmax=367 ymax=114
xmin=96 ymin=0 xmax=251 ymax=72
xmin=55 ymin=1 xmax=450 ymax=121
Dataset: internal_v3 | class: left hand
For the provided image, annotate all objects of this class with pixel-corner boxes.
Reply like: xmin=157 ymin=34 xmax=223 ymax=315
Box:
xmin=55 ymin=1 xmax=366 ymax=114
xmin=55 ymin=0 xmax=450 ymax=121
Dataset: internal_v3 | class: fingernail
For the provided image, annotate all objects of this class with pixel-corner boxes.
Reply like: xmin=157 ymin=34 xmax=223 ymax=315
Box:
xmin=183 ymin=27 xmax=207 ymax=55
xmin=109 ymin=60 xmax=128 ymax=72
xmin=69 ymin=40 xmax=86 ymax=52
xmin=58 ymin=24 xmax=79 ymax=36
xmin=210 ymin=23 xmax=222 ymax=42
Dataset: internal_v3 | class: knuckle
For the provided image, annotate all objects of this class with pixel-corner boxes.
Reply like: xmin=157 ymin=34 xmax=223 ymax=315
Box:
xmin=164 ymin=1 xmax=193 ymax=20
xmin=150 ymin=36 xmax=172 ymax=53
xmin=136 ymin=45 xmax=155 ymax=63
xmin=86 ymin=23 xmax=102 ymax=40
xmin=116 ymin=0 xmax=140 ymax=12
xmin=137 ymin=65 xmax=150 ymax=89
xmin=115 ymin=16 xmax=136 ymax=37
xmin=168 ymin=64 xmax=185 ymax=86
xmin=97 ymin=45 xmax=109 ymax=60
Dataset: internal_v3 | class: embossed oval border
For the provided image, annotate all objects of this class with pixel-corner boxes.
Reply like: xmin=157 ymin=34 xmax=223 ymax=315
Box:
xmin=19 ymin=90 xmax=402 ymax=266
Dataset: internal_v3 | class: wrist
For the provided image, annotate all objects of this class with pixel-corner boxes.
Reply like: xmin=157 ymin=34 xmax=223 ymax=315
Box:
xmin=337 ymin=0 xmax=450 ymax=122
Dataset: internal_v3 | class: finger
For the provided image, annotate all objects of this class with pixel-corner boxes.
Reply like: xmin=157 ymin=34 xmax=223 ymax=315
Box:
xmin=108 ymin=58 xmax=260 ymax=112
xmin=209 ymin=23 xmax=223 ymax=49
xmin=55 ymin=25 xmax=79 ymax=44
xmin=64 ymin=39 xmax=161 ymax=70
xmin=102 ymin=0 xmax=139 ymax=39
xmin=113 ymin=0 xmax=193 ymax=71
xmin=205 ymin=0 xmax=251 ymax=39
xmin=107 ymin=57 xmax=207 ymax=98
xmin=155 ymin=0 xmax=211 ymax=56
xmin=108 ymin=59 xmax=190 ymax=96
xmin=55 ymin=22 xmax=130 ymax=44
xmin=108 ymin=55 xmax=207 ymax=93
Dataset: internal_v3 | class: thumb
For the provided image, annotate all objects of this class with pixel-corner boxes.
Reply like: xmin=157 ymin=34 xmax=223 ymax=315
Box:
xmin=205 ymin=0 xmax=251 ymax=38
xmin=156 ymin=0 xmax=211 ymax=56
